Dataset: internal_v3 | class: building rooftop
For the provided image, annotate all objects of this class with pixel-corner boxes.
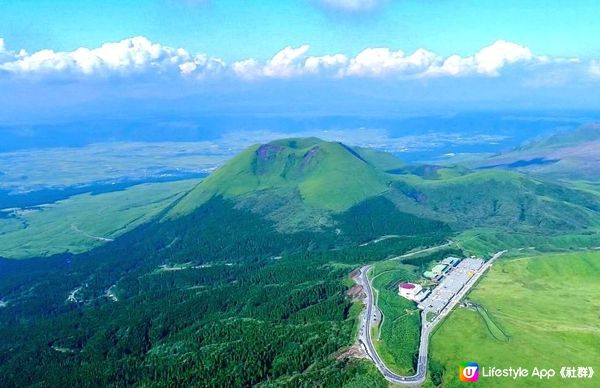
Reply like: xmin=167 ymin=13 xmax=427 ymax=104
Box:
xmin=442 ymin=257 xmax=460 ymax=265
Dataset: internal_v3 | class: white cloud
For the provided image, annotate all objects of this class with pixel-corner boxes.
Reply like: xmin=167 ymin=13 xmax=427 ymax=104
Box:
xmin=344 ymin=47 xmax=438 ymax=77
xmin=179 ymin=54 xmax=225 ymax=77
xmin=473 ymin=40 xmax=533 ymax=75
xmin=304 ymin=53 xmax=348 ymax=74
xmin=0 ymin=36 xmax=589 ymax=82
xmin=319 ymin=0 xmax=383 ymax=12
xmin=232 ymin=58 xmax=263 ymax=79
xmin=231 ymin=40 xmax=550 ymax=80
xmin=426 ymin=40 xmax=535 ymax=77
xmin=263 ymin=45 xmax=310 ymax=77
xmin=0 ymin=36 xmax=224 ymax=77
xmin=234 ymin=45 xmax=337 ymax=79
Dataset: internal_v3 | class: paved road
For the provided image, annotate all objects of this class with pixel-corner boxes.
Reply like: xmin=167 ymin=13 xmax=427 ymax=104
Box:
xmin=357 ymin=249 xmax=505 ymax=386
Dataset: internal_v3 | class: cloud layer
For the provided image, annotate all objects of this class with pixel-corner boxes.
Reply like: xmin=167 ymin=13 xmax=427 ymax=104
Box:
xmin=0 ymin=36 xmax=590 ymax=82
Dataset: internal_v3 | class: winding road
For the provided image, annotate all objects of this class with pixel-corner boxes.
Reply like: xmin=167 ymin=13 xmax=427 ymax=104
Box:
xmin=357 ymin=248 xmax=505 ymax=386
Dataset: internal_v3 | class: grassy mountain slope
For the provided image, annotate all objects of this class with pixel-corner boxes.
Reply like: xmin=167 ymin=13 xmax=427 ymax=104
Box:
xmin=170 ymin=138 xmax=394 ymax=215
xmin=352 ymin=145 xmax=405 ymax=171
xmin=523 ymin=124 xmax=600 ymax=150
xmin=469 ymin=124 xmax=600 ymax=181
xmin=388 ymin=170 xmax=600 ymax=233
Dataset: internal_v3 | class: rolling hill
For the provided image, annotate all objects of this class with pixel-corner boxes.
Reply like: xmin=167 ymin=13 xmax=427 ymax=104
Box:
xmin=469 ymin=124 xmax=600 ymax=181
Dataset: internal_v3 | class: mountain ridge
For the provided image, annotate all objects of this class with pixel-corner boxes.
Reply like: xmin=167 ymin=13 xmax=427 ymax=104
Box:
xmin=468 ymin=124 xmax=600 ymax=180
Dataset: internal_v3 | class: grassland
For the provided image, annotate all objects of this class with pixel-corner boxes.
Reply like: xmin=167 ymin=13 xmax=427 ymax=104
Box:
xmin=369 ymin=260 xmax=421 ymax=375
xmin=0 ymin=179 xmax=197 ymax=259
xmin=0 ymin=142 xmax=227 ymax=192
xmin=429 ymin=251 xmax=600 ymax=387
xmin=456 ymin=227 xmax=600 ymax=256
xmin=390 ymin=170 xmax=600 ymax=234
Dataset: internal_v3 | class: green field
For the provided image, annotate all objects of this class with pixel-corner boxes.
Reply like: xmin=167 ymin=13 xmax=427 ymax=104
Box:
xmin=369 ymin=260 xmax=421 ymax=375
xmin=0 ymin=179 xmax=197 ymax=258
xmin=429 ymin=251 xmax=600 ymax=387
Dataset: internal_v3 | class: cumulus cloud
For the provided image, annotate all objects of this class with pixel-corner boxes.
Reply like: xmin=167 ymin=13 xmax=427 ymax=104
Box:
xmin=231 ymin=58 xmax=263 ymax=80
xmin=232 ymin=44 xmax=310 ymax=78
xmin=179 ymin=54 xmax=225 ymax=77
xmin=0 ymin=36 xmax=589 ymax=82
xmin=425 ymin=40 xmax=537 ymax=77
xmin=304 ymin=53 xmax=348 ymax=74
xmin=474 ymin=40 xmax=534 ymax=75
xmin=343 ymin=47 xmax=438 ymax=77
xmin=233 ymin=45 xmax=347 ymax=79
xmin=263 ymin=45 xmax=311 ymax=77
xmin=231 ymin=40 xmax=554 ymax=80
xmin=0 ymin=36 xmax=224 ymax=77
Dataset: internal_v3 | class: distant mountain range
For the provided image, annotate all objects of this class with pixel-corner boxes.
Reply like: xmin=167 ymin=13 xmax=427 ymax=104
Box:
xmin=470 ymin=124 xmax=600 ymax=180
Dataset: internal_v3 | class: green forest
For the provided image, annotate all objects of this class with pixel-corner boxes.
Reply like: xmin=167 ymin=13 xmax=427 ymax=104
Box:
xmin=0 ymin=196 xmax=450 ymax=386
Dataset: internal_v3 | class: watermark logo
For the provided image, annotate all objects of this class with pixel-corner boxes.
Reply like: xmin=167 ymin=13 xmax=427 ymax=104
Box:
xmin=460 ymin=362 xmax=479 ymax=382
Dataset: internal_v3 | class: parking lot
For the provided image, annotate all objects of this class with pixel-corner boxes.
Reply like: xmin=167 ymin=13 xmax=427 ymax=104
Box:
xmin=418 ymin=258 xmax=484 ymax=313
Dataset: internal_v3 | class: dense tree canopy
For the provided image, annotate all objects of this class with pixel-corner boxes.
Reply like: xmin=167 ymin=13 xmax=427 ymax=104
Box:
xmin=0 ymin=196 xmax=450 ymax=386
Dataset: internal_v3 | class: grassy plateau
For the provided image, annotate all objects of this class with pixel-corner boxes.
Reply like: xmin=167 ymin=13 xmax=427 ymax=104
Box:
xmin=428 ymin=251 xmax=600 ymax=387
xmin=0 ymin=179 xmax=197 ymax=258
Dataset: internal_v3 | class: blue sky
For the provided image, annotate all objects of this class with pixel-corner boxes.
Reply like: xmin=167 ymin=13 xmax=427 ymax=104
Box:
xmin=1 ymin=0 xmax=600 ymax=123
xmin=3 ymin=0 xmax=600 ymax=59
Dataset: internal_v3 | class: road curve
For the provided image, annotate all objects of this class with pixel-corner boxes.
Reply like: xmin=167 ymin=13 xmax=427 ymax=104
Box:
xmin=357 ymin=249 xmax=506 ymax=386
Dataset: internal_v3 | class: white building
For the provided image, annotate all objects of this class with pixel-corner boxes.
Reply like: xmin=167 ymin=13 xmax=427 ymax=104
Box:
xmin=399 ymin=282 xmax=423 ymax=300
xmin=414 ymin=289 xmax=431 ymax=303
